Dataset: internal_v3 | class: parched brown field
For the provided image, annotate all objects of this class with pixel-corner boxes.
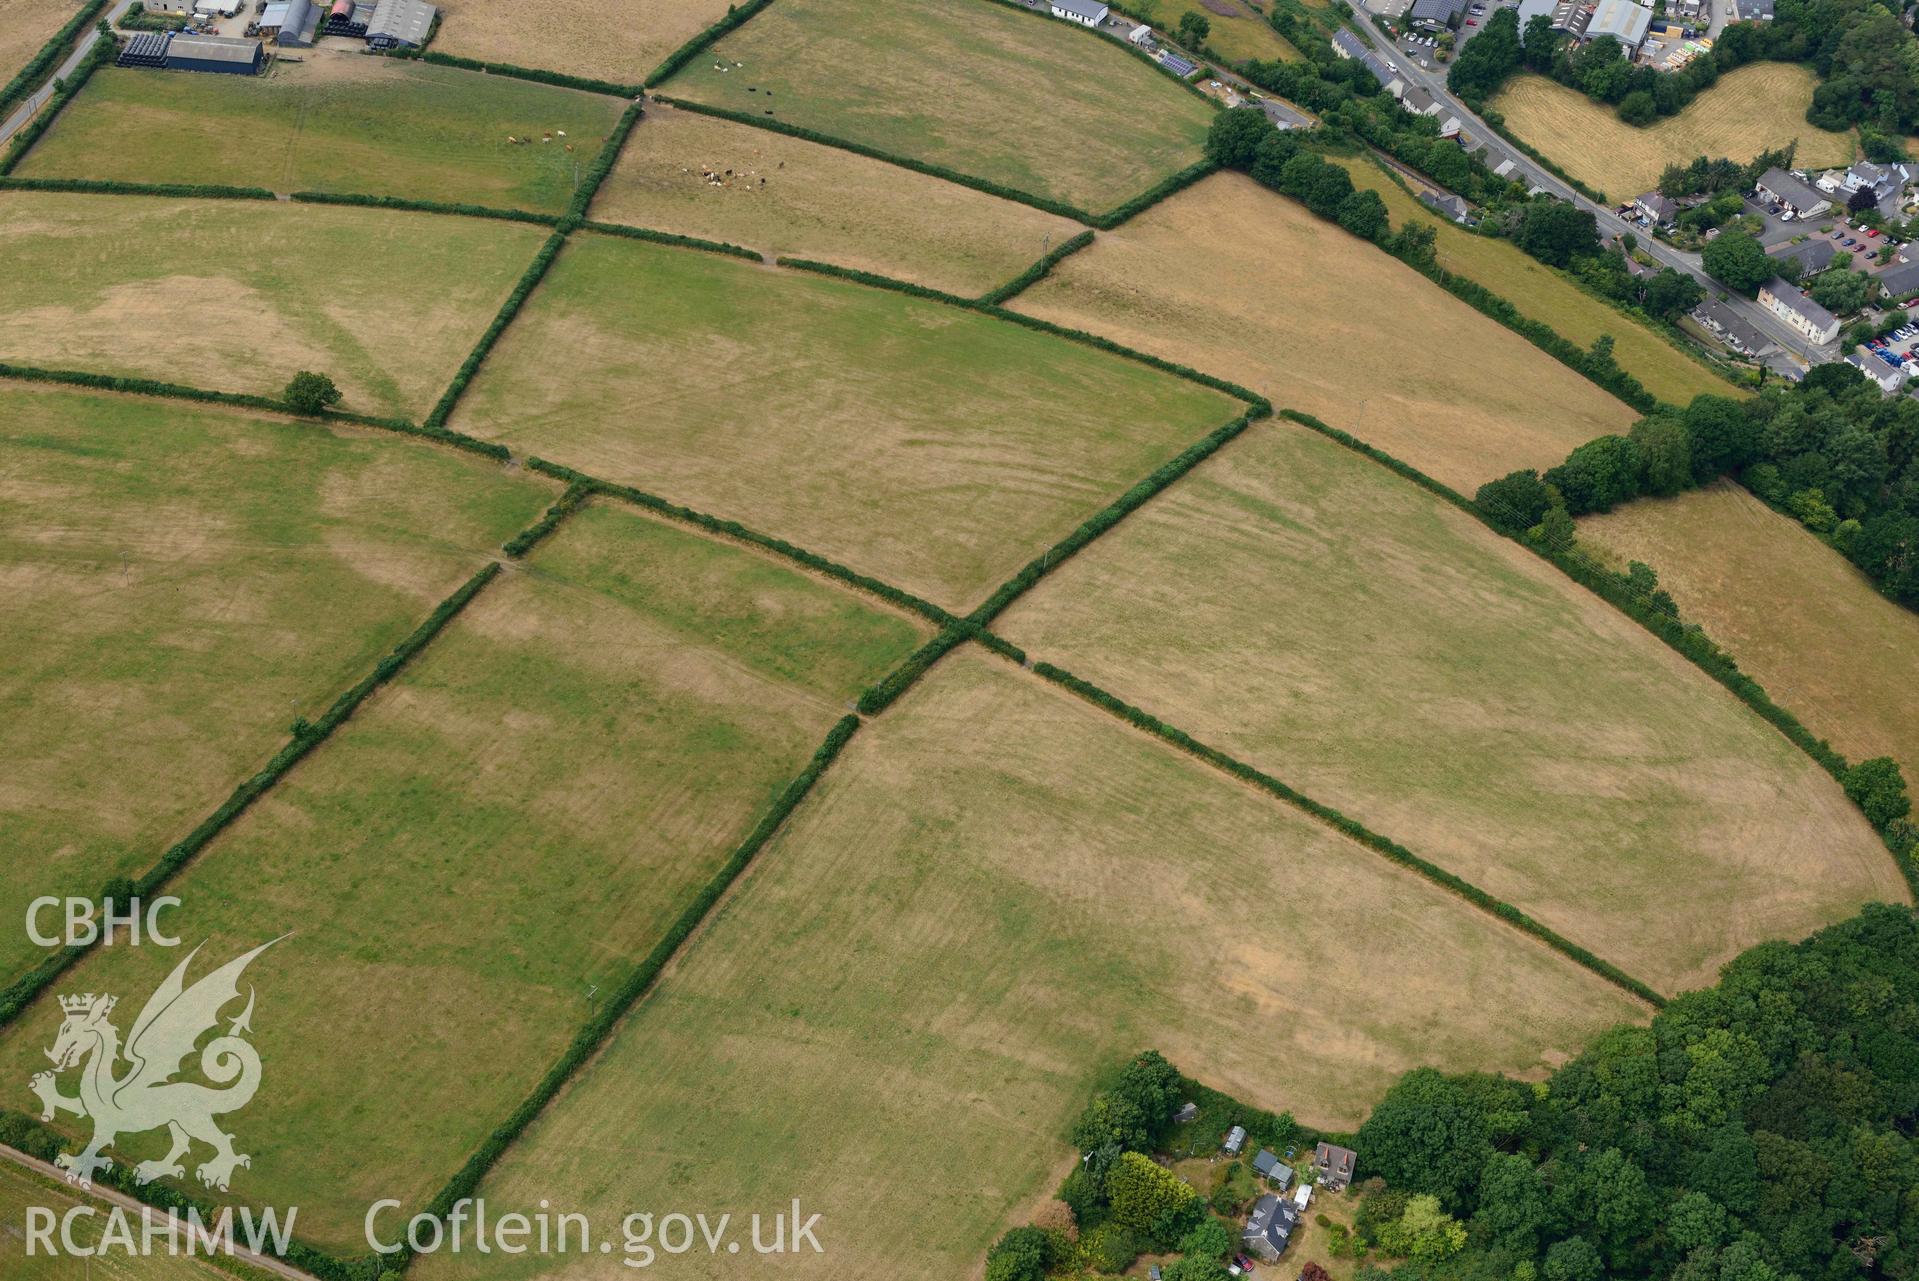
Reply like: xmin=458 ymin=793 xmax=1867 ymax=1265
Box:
xmin=0 ymin=500 xmax=928 ymax=1249
xmin=590 ymin=103 xmax=1082 ymax=296
xmin=429 ymin=0 xmax=731 ymax=86
xmin=0 ymin=192 xmax=549 ymax=418
xmin=416 ymin=651 xmax=1644 ymax=1281
xmin=0 ymin=1159 xmax=268 ymax=1281
xmin=0 ymin=382 xmax=553 ymax=987
xmin=0 ymin=0 xmax=72 ymax=86
xmin=1014 ymin=172 xmax=1634 ymax=492
xmin=996 ymin=422 xmax=1905 ymax=994
xmin=1490 ymin=65 xmax=1854 ymax=201
xmin=450 ymin=231 xmax=1238 ymax=611
xmin=1581 ymin=482 xmax=1919 ymax=784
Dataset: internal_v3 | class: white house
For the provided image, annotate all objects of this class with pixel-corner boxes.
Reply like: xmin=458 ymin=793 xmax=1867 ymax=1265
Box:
xmin=1758 ymin=278 xmax=1840 ymax=346
xmin=1049 ymin=0 xmax=1110 ymax=26
xmin=1128 ymin=22 xmax=1153 ymax=44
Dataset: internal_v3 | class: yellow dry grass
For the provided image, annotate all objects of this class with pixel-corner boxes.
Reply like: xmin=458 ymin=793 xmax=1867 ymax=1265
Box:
xmin=1581 ymin=481 xmax=1919 ymax=784
xmin=429 ymin=0 xmax=731 ymax=86
xmin=1490 ymin=65 xmax=1855 ymax=201
xmin=1340 ymin=157 xmax=1736 ymax=405
xmin=1015 ymin=171 xmax=1635 ymax=491
xmin=416 ymin=651 xmax=1645 ymax=1281
xmin=996 ymin=422 xmax=1906 ymax=994
xmin=0 ymin=0 xmax=72 ymax=88
xmin=590 ymin=103 xmax=1082 ymax=296
xmin=1140 ymin=0 xmax=1300 ymax=62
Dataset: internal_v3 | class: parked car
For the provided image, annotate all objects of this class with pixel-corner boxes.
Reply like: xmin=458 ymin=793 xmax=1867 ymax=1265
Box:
xmin=1869 ymin=228 xmax=1883 ymax=237
xmin=1234 ymin=1256 xmax=1258 ymax=1273
xmin=1465 ymin=17 xmax=1478 ymax=23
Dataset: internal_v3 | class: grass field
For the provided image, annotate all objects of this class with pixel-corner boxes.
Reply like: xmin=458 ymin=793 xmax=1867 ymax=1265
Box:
xmin=415 ymin=651 xmax=1644 ymax=1281
xmin=0 ymin=1159 xmax=267 ymax=1280
xmin=0 ymin=0 xmax=75 ymax=93
xmin=430 ymin=0 xmax=731 ymax=87
xmin=0 ymin=500 xmax=928 ymax=1249
xmin=1136 ymin=0 xmax=1300 ymax=63
xmin=995 ymin=422 xmax=1904 ymax=993
xmin=1340 ymin=158 xmax=1736 ymax=405
xmin=0 ymin=192 xmax=548 ymax=419
xmin=1581 ymin=481 xmax=1919 ymax=785
xmin=0 ymin=382 xmax=552 ymax=986
xmin=589 ymin=102 xmax=1083 ymax=296
xmin=16 ymin=56 xmax=627 ymax=212
xmin=661 ymin=0 xmax=1216 ymax=212
xmin=1489 ymin=64 xmax=1854 ymax=201
xmin=451 ymin=231 xmax=1239 ymax=610
xmin=1015 ymin=172 xmax=1633 ymax=492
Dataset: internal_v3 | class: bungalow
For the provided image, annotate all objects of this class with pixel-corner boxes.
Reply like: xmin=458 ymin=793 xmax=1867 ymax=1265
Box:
xmin=1420 ymin=190 xmax=1472 ymax=222
xmin=1223 ymin=1125 xmax=1247 ymax=1156
xmin=1690 ymin=298 xmax=1774 ymax=357
xmin=1876 ymin=257 xmax=1919 ymax=301
xmin=1314 ymin=1141 xmax=1359 ymax=1192
xmin=1252 ymin=1149 xmax=1295 ymax=1188
xmin=1409 ymin=0 xmax=1466 ymax=28
xmin=1768 ymin=237 xmax=1838 ymax=277
xmin=1758 ymin=277 xmax=1840 ymax=345
xmin=1399 ymin=86 xmax=1440 ymax=116
xmin=1630 ymin=190 xmax=1677 ymax=227
xmin=1755 ymin=167 xmax=1832 ymax=220
xmin=1048 ymin=0 xmax=1110 ymax=26
xmin=1241 ymin=1193 xmax=1299 ymax=1262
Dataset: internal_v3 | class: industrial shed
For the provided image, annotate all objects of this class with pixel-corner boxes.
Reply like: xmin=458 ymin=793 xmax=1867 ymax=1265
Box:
xmin=259 ymin=0 xmax=320 ymax=46
xmin=164 ymin=33 xmax=265 ymax=74
xmin=365 ymin=0 xmax=437 ymax=49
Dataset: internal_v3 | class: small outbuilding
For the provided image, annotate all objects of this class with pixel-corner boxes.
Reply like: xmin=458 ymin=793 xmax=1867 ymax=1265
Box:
xmin=164 ymin=33 xmax=264 ymax=74
xmin=1173 ymin=1101 xmax=1199 ymax=1124
xmin=1222 ymin=1124 xmax=1247 ymax=1156
xmin=1252 ymin=1149 xmax=1295 ymax=1188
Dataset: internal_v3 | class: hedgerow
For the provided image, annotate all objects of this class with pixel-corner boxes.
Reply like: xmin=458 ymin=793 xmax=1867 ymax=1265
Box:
xmin=0 ymin=30 xmax=112 ymax=176
xmin=975 ymin=304 xmax=1269 ymax=408
xmin=526 ymin=458 xmax=957 ymax=627
xmin=775 ymin=257 xmax=977 ymax=309
xmin=644 ymin=0 xmax=776 ymax=88
xmin=423 ymin=231 xmax=568 ymax=429
xmin=1026 ymin=658 xmax=1667 ymax=1006
xmin=857 ymin=626 xmax=973 ymax=715
xmin=976 ymin=0 xmax=1219 ymax=104
xmin=501 ymin=482 xmax=590 ymax=558
xmin=0 ymin=0 xmax=109 ymax=122
xmin=289 ymin=190 xmax=559 ymax=225
xmin=650 ymin=94 xmax=1096 ymax=225
xmin=978 ymin=229 xmax=1096 ymax=306
xmin=0 ymin=176 xmax=276 ymax=200
xmin=563 ymin=99 xmax=643 ymax=222
xmin=412 ymin=713 xmax=863 ymax=1255
xmin=416 ymin=49 xmax=640 ymax=99
xmin=579 ymin=218 xmax=762 ymax=261
xmin=1093 ymin=158 xmax=1219 ymax=230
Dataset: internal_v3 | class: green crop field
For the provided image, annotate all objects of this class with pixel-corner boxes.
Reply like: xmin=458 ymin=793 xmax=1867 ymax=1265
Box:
xmin=0 ymin=192 xmax=549 ymax=419
xmin=16 ymin=56 xmax=627 ymax=211
xmin=0 ymin=382 xmax=552 ymax=987
xmin=660 ymin=0 xmax=1215 ymax=212
xmin=414 ymin=652 xmax=1644 ymax=1281
xmin=0 ymin=500 xmax=928 ymax=1250
xmin=995 ymin=422 xmax=1904 ymax=994
xmin=451 ymin=231 xmax=1239 ymax=611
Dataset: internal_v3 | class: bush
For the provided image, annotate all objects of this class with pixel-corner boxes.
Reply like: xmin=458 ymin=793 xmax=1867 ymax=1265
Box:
xmin=1475 ymin=469 xmax=1556 ymax=534
xmin=283 ymin=371 xmax=342 ymax=415
xmin=985 ymin=1225 xmax=1055 ymax=1281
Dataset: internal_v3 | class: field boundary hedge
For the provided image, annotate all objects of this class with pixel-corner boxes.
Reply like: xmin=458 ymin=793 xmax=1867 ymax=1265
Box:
xmin=416 ymin=49 xmax=641 ymax=99
xmin=0 ymin=0 xmax=109 ymax=122
xmin=775 ymin=256 xmax=978 ymax=309
xmin=978 ymin=228 xmax=1096 ymax=306
xmin=579 ymin=217 xmax=762 ymax=260
xmin=423 ymin=231 xmax=567 ymax=429
xmin=1093 ymin=157 xmax=1218 ymax=229
xmin=645 ymin=0 xmax=777 ymax=88
xmin=1019 ymin=657 xmax=1668 ymax=1006
xmin=0 ymin=175 xmax=277 ymax=199
xmin=525 ymin=458 xmax=958 ymax=627
xmin=564 ymin=98 xmax=642 ymax=223
xmin=502 ymin=482 xmax=591 ymax=558
xmin=408 ymin=712 xmax=864 ymax=1264
xmin=289 ymin=189 xmax=560 ymax=225
xmin=1278 ymin=409 xmax=1919 ymax=897
xmin=0 ymin=29 xmax=112 ymax=176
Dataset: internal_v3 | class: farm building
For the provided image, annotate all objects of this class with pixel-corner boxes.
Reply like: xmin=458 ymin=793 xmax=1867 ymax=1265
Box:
xmin=258 ymin=0 xmax=319 ymax=46
xmin=164 ymin=33 xmax=264 ymax=74
xmin=1048 ymin=0 xmax=1109 ymax=25
xmin=322 ymin=0 xmax=372 ymax=36
xmin=116 ymin=30 xmax=173 ymax=67
xmin=1583 ymin=0 xmax=1652 ymax=49
xmin=192 ymin=0 xmax=242 ymax=13
xmin=365 ymin=0 xmax=437 ymax=49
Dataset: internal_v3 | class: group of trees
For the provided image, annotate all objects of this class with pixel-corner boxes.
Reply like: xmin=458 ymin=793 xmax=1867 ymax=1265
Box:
xmin=1345 ymin=905 xmax=1919 ymax=1281
xmin=1205 ymin=107 xmax=1392 ymax=242
xmin=1448 ymin=0 xmax=1919 ymax=138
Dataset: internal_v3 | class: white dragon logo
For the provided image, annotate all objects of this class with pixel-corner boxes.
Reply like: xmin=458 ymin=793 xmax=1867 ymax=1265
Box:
xmin=28 ymin=939 xmax=281 ymax=1192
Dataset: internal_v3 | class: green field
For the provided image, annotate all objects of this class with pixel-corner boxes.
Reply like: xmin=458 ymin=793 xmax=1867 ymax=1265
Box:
xmin=16 ymin=56 xmax=626 ymax=211
xmin=0 ymin=500 xmax=927 ymax=1249
xmin=1339 ymin=158 xmax=1736 ymax=406
xmin=661 ymin=0 xmax=1215 ymax=212
xmin=996 ymin=422 xmax=1904 ymax=993
xmin=0 ymin=192 xmax=549 ymax=418
xmin=0 ymin=382 xmax=552 ymax=986
xmin=416 ymin=651 xmax=1644 ymax=1281
xmin=451 ymin=231 xmax=1239 ymax=611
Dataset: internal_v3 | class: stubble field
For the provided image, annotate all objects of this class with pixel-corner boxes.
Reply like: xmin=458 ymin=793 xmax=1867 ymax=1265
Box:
xmin=15 ymin=57 xmax=626 ymax=212
xmin=414 ymin=652 xmax=1645 ymax=1281
xmin=994 ymin=421 xmax=1904 ymax=993
xmin=429 ymin=0 xmax=731 ymax=87
xmin=660 ymin=0 xmax=1215 ymax=212
xmin=0 ymin=383 xmax=552 ymax=986
xmin=0 ymin=500 xmax=928 ymax=1249
xmin=1580 ymin=481 xmax=1919 ymax=784
xmin=450 ymin=231 xmax=1239 ymax=611
xmin=1489 ymin=64 xmax=1854 ymax=201
xmin=1014 ymin=172 xmax=1634 ymax=491
xmin=0 ymin=0 xmax=73 ymax=91
xmin=589 ymin=102 xmax=1083 ymax=296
